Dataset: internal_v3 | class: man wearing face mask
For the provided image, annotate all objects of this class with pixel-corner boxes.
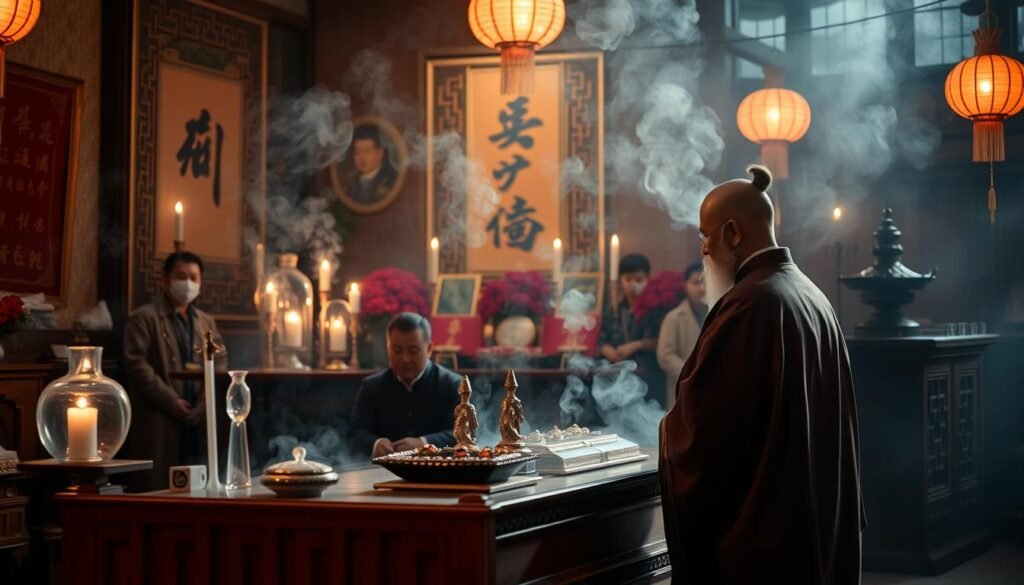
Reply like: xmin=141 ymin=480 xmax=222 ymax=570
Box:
xmin=659 ymin=165 xmax=864 ymax=584
xmin=598 ymin=253 xmax=665 ymax=405
xmin=123 ymin=251 xmax=228 ymax=491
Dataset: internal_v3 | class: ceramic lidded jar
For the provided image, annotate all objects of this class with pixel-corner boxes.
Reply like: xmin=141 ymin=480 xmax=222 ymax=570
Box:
xmin=261 ymin=446 xmax=338 ymax=498
xmin=36 ymin=346 xmax=131 ymax=462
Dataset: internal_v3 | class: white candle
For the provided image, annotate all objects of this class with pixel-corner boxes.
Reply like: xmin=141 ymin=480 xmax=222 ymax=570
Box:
xmin=283 ymin=310 xmax=302 ymax=348
xmin=328 ymin=317 xmax=348 ymax=353
xmin=348 ymin=283 xmax=361 ymax=314
xmin=610 ymin=234 xmax=620 ymax=281
xmin=263 ymin=282 xmax=277 ymax=314
xmin=428 ymin=237 xmax=440 ymax=285
xmin=174 ymin=201 xmax=184 ymax=242
xmin=553 ymin=238 xmax=563 ymax=285
xmin=319 ymin=259 xmax=331 ymax=293
xmin=67 ymin=397 xmax=98 ymax=460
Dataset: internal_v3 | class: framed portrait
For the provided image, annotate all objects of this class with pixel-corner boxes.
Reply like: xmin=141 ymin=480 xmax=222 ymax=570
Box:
xmin=0 ymin=64 xmax=83 ymax=305
xmin=129 ymin=0 xmax=267 ymax=319
xmin=329 ymin=115 xmax=408 ymax=214
xmin=556 ymin=272 xmax=603 ymax=316
xmin=426 ymin=52 xmax=604 ymax=278
xmin=432 ymin=274 xmax=483 ymax=317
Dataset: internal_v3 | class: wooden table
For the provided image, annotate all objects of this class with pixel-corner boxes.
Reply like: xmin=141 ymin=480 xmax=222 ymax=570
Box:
xmin=59 ymin=453 xmax=668 ymax=584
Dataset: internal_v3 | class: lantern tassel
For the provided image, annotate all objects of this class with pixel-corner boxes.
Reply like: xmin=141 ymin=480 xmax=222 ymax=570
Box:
xmin=988 ymin=160 xmax=997 ymax=225
xmin=973 ymin=119 xmax=1005 ymax=162
xmin=500 ymin=43 xmax=535 ymax=96
xmin=761 ymin=141 xmax=789 ymax=180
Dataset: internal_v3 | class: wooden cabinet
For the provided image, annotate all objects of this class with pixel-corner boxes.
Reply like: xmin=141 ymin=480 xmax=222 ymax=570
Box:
xmin=849 ymin=335 xmax=995 ymax=574
xmin=0 ymin=362 xmax=67 ymax=461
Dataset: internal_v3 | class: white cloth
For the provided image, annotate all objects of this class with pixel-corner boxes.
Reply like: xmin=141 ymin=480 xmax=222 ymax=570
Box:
xmin=0 ymin=291 xmax=54 ymax=312
xmin=657 ymin=299 xmax=703 ymax=410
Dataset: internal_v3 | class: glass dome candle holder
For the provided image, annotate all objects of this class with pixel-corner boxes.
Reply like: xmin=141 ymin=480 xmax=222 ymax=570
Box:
xmin=36 ymin=346 xmax=131 ymax=462
xmin=260 ymin=253 xmax=314 ymax=369
xmin=320 ymin=299 xmax=353 ymax=370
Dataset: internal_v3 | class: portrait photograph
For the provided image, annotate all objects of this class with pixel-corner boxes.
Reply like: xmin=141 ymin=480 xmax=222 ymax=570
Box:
xmin=433 ymin=274 xmax=482 ymax=317
xmin=329 ymin=115 xmax=408 ymax=214
xmin=557 ymin=272 xmax=604 ymax=316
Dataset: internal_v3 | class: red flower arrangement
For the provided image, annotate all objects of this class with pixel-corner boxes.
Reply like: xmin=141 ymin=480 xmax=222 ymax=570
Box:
xmin=0 ymin=294 xmax=30 ymax=335
xmin=477 ymin=271 xmax=552 ymax=324
xmin=632 ymin=270 xmax=685 ymax=327
xmin=358 ymin=268 xmax=430 ymax=320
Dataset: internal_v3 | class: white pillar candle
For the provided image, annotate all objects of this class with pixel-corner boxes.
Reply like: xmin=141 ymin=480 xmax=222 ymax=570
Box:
xmin=283 ymin=310 xmax=303 ymax=348
xmin=610 ymin=234 xmax=620 ymax=281
xmin=174 ymin=201 xmax=184 ymax=242
xmin=67 ymin=397 xmax=98 ymax=460
xmin=428 ymin=237 xmax=440 ymax=285
xmin=328 ymin=317 xmax=348 ymax=353
xmin=319 ymin=259 xmax=331 ymax=293
xmin=262 ymin=282 xmax=277 ymax=314
xmin=553 ymin=238 xmax=563 ymax=286
xmin=348 ymin=283 xmax=361 ymax=314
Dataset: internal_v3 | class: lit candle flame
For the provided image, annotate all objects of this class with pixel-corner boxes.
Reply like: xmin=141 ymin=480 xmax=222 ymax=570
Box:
xmin=265 ymin=281 xmax=275 ymax=294
xmin=175 ymin=201 xmax=183 ymax=214
xmin=349 ymin=282 xmax=359 ymax=294
xmin=430 ymin=237 xmax=439 ymax=250
xmin=285 ymin=311 xmax=301 ymax=325
xmin=75 ymin=396 xmax=89 ymax=409
xmin=320 ymin=259 xmax=330 ymax=270
xmin=611 ymin=234 xmax=619 ymax=246
xmin=833 ymin=206 xmax=843 ymax=222
xmin=553 ymin=237 xmax=562 ymax=250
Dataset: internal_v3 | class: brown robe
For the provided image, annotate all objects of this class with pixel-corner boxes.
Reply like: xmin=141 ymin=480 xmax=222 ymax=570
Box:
xmin=659 ymin=248 xmax=865 ymax=584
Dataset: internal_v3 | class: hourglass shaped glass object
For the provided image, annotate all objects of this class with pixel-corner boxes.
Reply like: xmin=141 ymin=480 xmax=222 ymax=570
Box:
xmin=225 ymin=370 xmax=252 ymax=489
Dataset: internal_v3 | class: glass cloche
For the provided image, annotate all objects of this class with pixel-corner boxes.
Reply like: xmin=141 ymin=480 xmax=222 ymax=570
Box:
xmin=36 ymin=346 xmax=131 ymax=462
xmin=261 ymin=253 xmax=314 ymax=369
xmin=321 ymin=299 xmax=353 ymax=369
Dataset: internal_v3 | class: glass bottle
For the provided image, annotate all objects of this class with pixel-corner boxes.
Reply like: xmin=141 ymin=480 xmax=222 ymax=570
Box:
xmin=224 ymin=370 xmax=251 ymax=489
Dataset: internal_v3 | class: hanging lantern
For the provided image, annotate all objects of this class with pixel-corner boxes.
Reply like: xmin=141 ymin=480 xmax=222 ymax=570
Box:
xmin=735 ymin=69 xmax=811 ymax=180
xmin=468 ymin=0 xmax=565 ymax=95
xmin=944 ymin=5 xmax=1024 ymax=223
xmin=0 ymin=0 xmax=41 ymax=98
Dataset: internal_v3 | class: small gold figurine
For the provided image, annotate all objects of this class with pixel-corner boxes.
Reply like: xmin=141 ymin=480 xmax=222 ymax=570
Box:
xmin=453 ymin=375 xmax=479 ymax=450
xmin=496 ymin=369 xmax=529 ymax=454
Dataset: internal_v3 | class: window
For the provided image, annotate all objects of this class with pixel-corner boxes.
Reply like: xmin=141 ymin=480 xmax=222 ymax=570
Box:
xmin=810 ymin=0 xmax=887 ymax=75
xmin=914 ymin=0 xmax=974 ymax=66
xmin=734 ymin=1 xmax=787 ymax=79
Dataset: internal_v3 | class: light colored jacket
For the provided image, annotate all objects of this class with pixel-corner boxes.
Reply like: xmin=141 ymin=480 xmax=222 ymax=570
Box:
xmin=657 ymin=299 xmax=702 ymax=409
xmin=123 ymin=292 xmax=227 ymax=490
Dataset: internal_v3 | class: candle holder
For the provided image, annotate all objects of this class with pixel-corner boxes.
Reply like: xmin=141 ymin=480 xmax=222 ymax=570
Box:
xmin=320 ymin=298 xmax=353 ymax=370
xmin=260 ymin=253 xmax=314 ymax=369
xmin=35 ymin=346 xmax=132 ymax=463
xmin=349 ymin=313 xmax=361 ymax=369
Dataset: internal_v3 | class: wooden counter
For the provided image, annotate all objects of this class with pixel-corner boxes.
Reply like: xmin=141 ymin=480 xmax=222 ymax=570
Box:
xmin=58 ymin=453 xmax=667 ymax=584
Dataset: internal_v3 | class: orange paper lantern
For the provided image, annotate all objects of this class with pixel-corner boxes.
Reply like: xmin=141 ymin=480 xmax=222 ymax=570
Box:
xmin=468 ymin=0 xmax=565 ymax=95
xmin=0 ymin=0 xmax=41 ymax=98
xmin=944 ymin=12 xmax=1024 ymax=223
xmin=736 ymin=87 xmax=811 ymax=179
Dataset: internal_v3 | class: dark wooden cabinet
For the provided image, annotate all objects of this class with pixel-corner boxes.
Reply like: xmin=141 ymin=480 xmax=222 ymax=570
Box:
xmin=0 ymin=362 xmax=67 ymax=461
xmin=849 ymin=335 xmax=995 ymax=574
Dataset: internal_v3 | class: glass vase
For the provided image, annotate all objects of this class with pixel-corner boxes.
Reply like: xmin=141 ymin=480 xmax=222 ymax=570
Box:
xmin=225 ymin=370 xmax=252 ymax=489
xmin=260 ymin=253 xmax=314 ymax=369
xmin=36 ymin=346 xmax=131 ymax=462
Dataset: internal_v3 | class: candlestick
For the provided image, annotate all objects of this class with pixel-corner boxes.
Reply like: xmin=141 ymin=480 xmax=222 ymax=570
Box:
xmin=552 ymin=238 xmax=563 ymax=288
xmin=319 ymin=259 xmax=331 ymax=293
xmin=429 ymin=237 xmax=440 ymax=285
xmin=197 ymin=331 xmax=225 ymax=492
xmin=174 ymin=200 xmax=184 ymax=241
xmin=349 ymin=314 xmax=361 ymax=369
xmin=283 ymin=310 xmax=303 ymax=348
xmin=609 ymin=234 xmax=620 ymax=281
xmin=348 ymin=283 xmax=361 ymax=314
xmin=317 ymin=290 xmax=329 ymax=370
xmin=66 ymin=396 xmax=98 ymax=461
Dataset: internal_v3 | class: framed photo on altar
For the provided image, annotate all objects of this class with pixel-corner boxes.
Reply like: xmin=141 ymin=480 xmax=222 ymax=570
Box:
xmin=433 ymin=274 xmax=482 ymax=317
xmin=426 ymin=52 xmax=605 ymax=278
xmin=556 ymin=272 xmax=603 ymax=317
xmin=328 ymin=116 xmax=408 ymax=215
xmin=128 ymin=0 xmax=267 ymax=319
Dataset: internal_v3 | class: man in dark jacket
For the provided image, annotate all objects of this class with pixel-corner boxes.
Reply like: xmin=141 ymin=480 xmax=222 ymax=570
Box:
xmin=349 ymin=312 xmax=461 ymax=458
xmin=659 ymin=165 xmax=865 ymax=584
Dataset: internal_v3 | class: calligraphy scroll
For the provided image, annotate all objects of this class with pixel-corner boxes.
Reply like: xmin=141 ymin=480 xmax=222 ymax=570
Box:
xmin=0 ymin=65 xmax=82 ymax=302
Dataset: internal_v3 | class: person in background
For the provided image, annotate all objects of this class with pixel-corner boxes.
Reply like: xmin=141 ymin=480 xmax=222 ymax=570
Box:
xmin=349 ymin=312 xmax=462 ymax=458
xmin=123 ymin=251 xmax=227 ymax=491
xmin=656 ymin=262 xmax=706 ymax=410
xmin=598 ymin=253 xmax=665 ymax=405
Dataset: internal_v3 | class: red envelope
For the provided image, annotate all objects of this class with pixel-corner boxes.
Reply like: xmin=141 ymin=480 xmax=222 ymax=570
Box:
xmin=541 ymin=315 xmax=601 ymax=356
xmin=429 ymin=315 xmax=483 ymax=356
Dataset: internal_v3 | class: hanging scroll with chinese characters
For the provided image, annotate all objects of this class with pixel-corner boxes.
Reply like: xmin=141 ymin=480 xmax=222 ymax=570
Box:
xmin=130 ymin=0 xmax=266 ymax=318
xmin=427 ymin=52 xmax=604 ymax=276
xmin=0 ymin=65 xmax=82 ymax=303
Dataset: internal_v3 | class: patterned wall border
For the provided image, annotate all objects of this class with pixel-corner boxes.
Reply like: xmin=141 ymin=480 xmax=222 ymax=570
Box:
xmin=129 ymin=0 xmax=267 ymax=319
xmin=426 ymin=52 xmax=604 ymax=276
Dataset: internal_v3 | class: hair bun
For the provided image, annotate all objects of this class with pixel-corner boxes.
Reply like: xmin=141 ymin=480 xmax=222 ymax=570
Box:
xmin=747 ymin=164 xmax=772 ymax=192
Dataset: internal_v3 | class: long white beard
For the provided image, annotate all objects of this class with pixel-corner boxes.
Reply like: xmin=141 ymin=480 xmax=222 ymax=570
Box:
xmin=703 ymin=254 xmax=736 ymax=308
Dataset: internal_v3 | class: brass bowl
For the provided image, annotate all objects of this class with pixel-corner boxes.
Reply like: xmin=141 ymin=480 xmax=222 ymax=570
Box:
xmin=260 ymin=446 xmax=339 ymax=498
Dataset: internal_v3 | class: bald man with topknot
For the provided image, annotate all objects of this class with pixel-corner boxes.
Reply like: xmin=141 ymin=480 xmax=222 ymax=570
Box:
xmin=659 ymin=165 xmax=865 ymax=584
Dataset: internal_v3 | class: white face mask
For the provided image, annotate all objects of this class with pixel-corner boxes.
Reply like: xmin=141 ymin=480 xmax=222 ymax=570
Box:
xmin=169 ymin=279 xmax=200 ymax=306
xmin=632 ymin=281 xmax=647 ymax=295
